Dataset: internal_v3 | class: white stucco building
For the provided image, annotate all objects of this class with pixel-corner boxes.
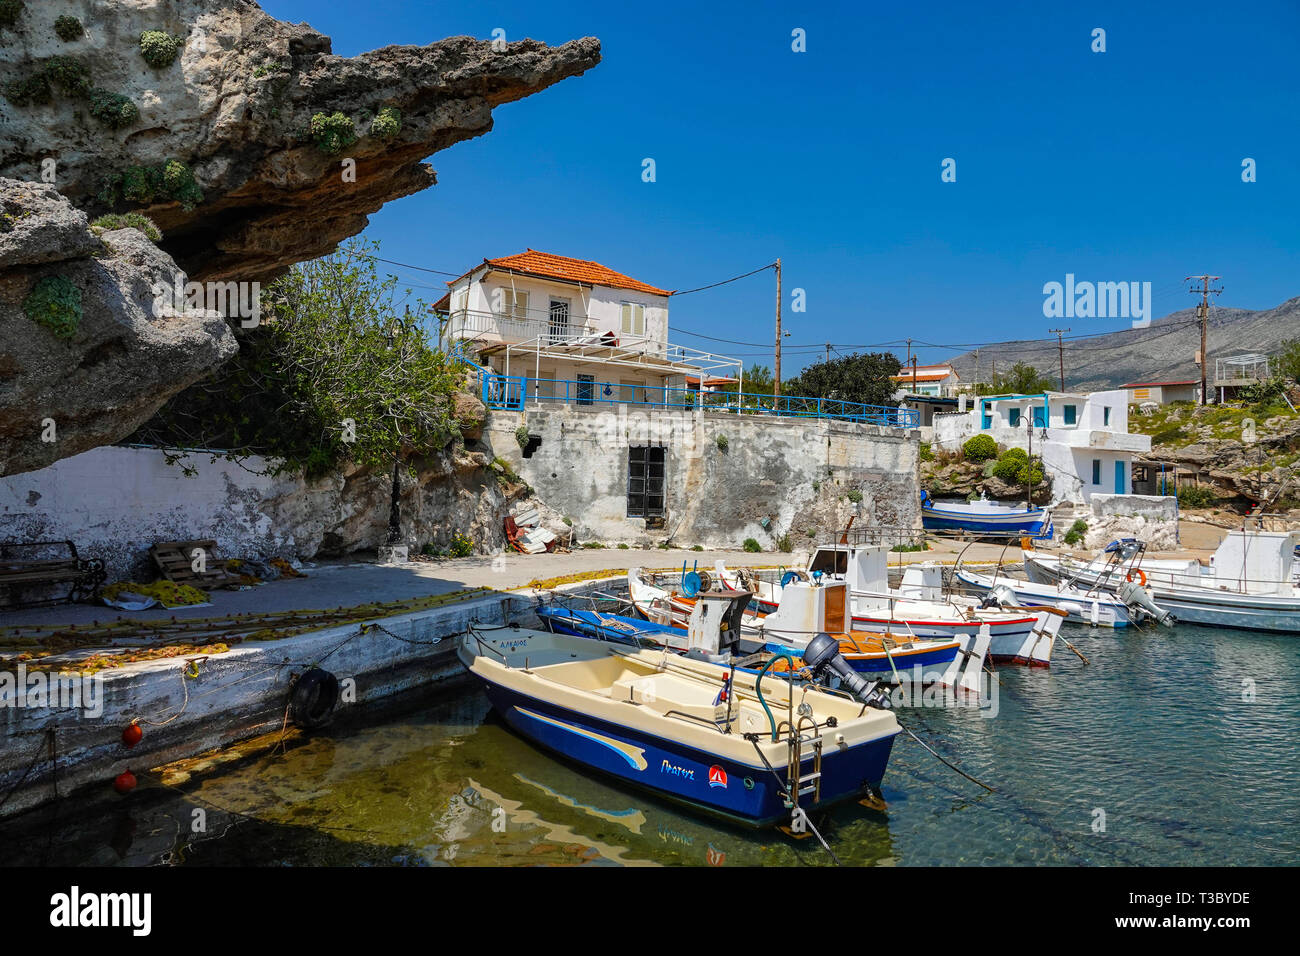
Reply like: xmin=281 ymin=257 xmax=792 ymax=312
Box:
xmin=932 ymin=389 xmax=1152 ymax=505
xmin=890 ymin=363 xmax=960 ymax=398
xmin=434 ymin=250 xmax=737 ymax=405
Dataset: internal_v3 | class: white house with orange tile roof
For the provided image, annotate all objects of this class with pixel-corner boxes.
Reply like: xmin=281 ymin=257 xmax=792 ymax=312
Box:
xmin=890 ymin=363 xmax=960 ymax=399
xmin=434 ymin=249 xmax=738 ymax=404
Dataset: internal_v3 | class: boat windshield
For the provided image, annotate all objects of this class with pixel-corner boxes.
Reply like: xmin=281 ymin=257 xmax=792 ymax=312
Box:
xmin=809 ymin=549 xmax=849 ymax=576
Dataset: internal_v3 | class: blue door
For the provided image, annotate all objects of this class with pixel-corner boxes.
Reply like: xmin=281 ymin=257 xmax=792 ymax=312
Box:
xmin=1114 ymin=460 xmax=1126 ymax=494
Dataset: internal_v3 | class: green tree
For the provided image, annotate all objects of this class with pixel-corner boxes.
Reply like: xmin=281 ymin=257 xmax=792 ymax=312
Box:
xmin=785 ymin=351 xmax=902 ymax=406
xmin=977 ymin=361 xmax=1057 ymax=396
xmin=131 ymin=239 xmax=462 ymax=478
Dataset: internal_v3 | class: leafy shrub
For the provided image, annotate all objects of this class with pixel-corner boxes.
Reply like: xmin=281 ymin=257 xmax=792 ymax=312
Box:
xmin=776 ymin=534 xmax=792 ymax=552
xmin=1177 ymin=484 xmax=1219 ymax=509
xmin=1237 ymin=376 xmax=1290 ymax=406
xmin=54 ymin=15 xmax=83 ymax=41
xmin=891 ymin=541 xmax=930 ymax=552
xmin=742 ymin=538 xmax=762 ymax=553
xmin=515 ymin=424 xmax=530 ymax=449
xmin=0 ymin=0 xmax=22 ymax=30
xmin=1063 ymin=519 xmax=1087 ymax=546
xmin=99 ymin=160 xmax=203 ymax=210
xmin=617 ymin=543 xmax=630 ymax=550
xmin=89 ymin=88 xmax=139 ymax=129
xmin=3 ymin=56 xmax=90 ymax=106
xmin=23 ymin=275 xmax=82 ymax=339
xmin=371 ymin=106 xmax=402 ymax=140
xmin=991 ymin=447 xmax=1028 ymax=481
xmin=715 ymin=433 xmax=729 ymax=452
xmin=139 ymin=30 xmax=184 ymax=68
xmin=811 ymin=479 xmax=820 ymax=492
xmin=918 ymin=441 xmax=934 ymax=462
xmin=91 ymin=213 xmax=162 ymax=242
xmin=846 ymin=489 xmax=863 ymax=503
xmin=963 ymin=434 xmax=998 ymax=461
xmin=309 ymin=111 xmax=357 ymax=154
xmin=691 ymin=545 xmax=703 ymax=551
xmin=448 ymin=532 xmax=473 ymax=558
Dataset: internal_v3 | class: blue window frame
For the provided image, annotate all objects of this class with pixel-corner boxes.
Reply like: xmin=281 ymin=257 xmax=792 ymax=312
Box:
xmin=1063 ymin=404 xmax=1077 ymax=425
xmin=1103 ymin=406 xmax=1112 ymax=426
xmin=1032 ymin=405 xmax=1046 ymax=427
xmin=1114 ymin=460 xmax=1126 ymax=494
xmin=1091 ymin=459 xmax=1101 ymax=485
xmin=1008 ymin=408 xmax=1021 ymax=427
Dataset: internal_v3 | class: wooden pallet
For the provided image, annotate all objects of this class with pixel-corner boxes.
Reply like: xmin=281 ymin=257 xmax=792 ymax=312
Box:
xmin=149 ymin=539 xmax=238 ymax=588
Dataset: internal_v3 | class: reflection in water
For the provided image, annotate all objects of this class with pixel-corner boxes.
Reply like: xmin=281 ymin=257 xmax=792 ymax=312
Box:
xmin=0 ymin=623 xmax=1296 ymax=866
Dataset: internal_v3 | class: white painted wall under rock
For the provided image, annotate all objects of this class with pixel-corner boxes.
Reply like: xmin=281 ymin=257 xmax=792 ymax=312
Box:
xmin=0 ymin=443 xmax=507 ymax=583
xmin=487 ymin=404 xmax=920 ymax=549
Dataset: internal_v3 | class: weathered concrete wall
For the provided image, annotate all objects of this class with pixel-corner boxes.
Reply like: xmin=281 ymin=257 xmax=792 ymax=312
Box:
xmin=486 ymin=404 xmax=920 ymax=549
xmin=0 ymin=443 xmax=510 ymax=582
xmin=1082 ymin=493 xmax=1179 ymax=550
xmin=0 ymin=578 xmax=614 ymax=820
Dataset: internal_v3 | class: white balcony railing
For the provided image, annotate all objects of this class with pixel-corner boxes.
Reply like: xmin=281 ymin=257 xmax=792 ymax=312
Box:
xmin=443 ymin=308 xmax=594 ymax=347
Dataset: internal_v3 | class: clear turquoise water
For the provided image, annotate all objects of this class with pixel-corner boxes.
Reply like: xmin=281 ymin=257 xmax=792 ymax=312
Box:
xmin=4 ymin=622 xmax=1298 ymax=866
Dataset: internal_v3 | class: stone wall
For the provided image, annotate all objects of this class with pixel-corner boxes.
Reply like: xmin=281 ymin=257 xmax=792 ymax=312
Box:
xmin=1080 ymin=493 xmax=1179 ymax=551
xmin=0 ymin=443 xmax=510 ymax=583
xmin=486 ymin=404 xmax=920 ymax=549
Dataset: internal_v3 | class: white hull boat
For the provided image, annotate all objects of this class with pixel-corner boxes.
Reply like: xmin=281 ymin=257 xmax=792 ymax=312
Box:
xmin=703 ymin=548 xmax=1062 ymax=666
xmin=953 ymin=566 xmax=1170 ymax=628
xmin=1023 ymin=530 xmax=1300 ymax=634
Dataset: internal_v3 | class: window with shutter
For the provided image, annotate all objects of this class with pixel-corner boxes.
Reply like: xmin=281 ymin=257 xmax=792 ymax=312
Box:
xmin=621 ymin=303 xmax=645 ymax=336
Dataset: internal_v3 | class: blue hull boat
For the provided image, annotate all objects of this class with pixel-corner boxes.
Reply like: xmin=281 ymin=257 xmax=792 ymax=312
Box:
xmin=538 ymin=605 xmax=959 ymax=676
xmin=921 ymin=490 xmax=1053 ymax=538
xmin=458 ymin=628 xmax=900 ymax=828
xmin=535 ymin=606 xmax=682 ymax=646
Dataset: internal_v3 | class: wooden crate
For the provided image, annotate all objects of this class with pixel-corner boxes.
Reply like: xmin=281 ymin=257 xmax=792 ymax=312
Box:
xmin=149 ymin=539 xmax=238 ymax=588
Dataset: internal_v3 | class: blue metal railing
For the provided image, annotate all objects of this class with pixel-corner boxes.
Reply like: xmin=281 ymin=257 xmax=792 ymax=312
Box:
xmin=479 ymin=375 xmax=918 ymax=428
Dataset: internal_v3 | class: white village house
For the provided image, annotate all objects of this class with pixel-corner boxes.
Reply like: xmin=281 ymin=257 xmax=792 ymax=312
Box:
xmin=933 ymin=389 xmax=1152 ymax=505
xmin=890 ymin=363 xmax=961 ymax=399
xmin=433 ymin=250 xmax=738 ymax=405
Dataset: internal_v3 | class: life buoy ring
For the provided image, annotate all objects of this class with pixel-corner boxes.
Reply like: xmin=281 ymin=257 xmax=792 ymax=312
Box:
xmin=289 ymin=668 xmax=340 ymax=730
xmin=1126 ymin=568 xmax=1147 ymax=587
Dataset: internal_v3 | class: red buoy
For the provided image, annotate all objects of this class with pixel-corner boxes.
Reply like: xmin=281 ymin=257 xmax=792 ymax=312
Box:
xmin=113 ymin=770 xmax=137 ymax=794
xmin=122 ymin=721 xmax=143 ymax=748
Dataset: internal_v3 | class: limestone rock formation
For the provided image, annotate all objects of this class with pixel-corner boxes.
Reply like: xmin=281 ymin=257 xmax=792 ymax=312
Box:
xmin=0 ymin=178 xmax=236 ymax=476
xmin=0 ymin=0 xmax=600 ymax=284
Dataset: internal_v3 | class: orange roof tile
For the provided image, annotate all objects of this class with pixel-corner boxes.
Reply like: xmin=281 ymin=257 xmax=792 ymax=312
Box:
xmin=482 ymin=250 xmax=672 ymax=297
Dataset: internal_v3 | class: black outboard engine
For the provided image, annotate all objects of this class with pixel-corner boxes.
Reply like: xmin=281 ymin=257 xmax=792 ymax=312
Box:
xmin=802 ymin=633 xmax=892 ymax=709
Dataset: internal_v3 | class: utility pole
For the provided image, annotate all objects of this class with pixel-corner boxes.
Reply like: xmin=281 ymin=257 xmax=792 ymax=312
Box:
xmin=1049 ymin=327 xmax=1070 ymax=391
xmin=911 ymin=354 xmax=918 ymax=392
xmin=773 ymin=259 xmax=783 ymax=399
xmin=1185 ymin=274 xmax=1222 ymax=406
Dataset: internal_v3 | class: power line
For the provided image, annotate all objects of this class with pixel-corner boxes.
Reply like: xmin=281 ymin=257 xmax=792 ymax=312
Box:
xmin=673 ymin=262 xmax=776 ymax=296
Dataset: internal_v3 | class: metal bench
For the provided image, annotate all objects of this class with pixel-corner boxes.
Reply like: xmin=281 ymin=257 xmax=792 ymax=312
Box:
xmin=0 ymin=540 xmax=107 ymax=609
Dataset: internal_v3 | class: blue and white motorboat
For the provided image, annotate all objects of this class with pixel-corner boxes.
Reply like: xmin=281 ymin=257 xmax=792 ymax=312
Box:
xmin=537 ymin=603 xmax=962 ymax=677
xmin=458 ymin=627 xmax=901 ymax=828
xmin=921 ymin=490 xmax=1053 ymax=538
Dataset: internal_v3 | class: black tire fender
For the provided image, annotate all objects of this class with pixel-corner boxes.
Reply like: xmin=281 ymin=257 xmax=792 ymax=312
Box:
xmin=289 ymin=668 xmax=340 ymax=730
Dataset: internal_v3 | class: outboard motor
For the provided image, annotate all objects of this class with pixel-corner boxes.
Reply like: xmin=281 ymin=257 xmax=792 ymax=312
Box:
xmin=1104 ymin=538 xmax=1145 ymax=562
xmin=1117 ymin=580 xmax=1176 ymax=627
xmin=980 ymin=583 xmax=1018 ymax=609
xmin=802 ymin=633 xmax=892 ymax=709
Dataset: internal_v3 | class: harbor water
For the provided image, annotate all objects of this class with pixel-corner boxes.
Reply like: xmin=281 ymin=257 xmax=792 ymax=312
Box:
xmin=2 ymin=620 xmax=1297 ymax=867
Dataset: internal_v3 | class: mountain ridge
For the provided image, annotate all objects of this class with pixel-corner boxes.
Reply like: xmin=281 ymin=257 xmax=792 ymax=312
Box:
xmin=946 ymin=296 xmax=1300 ymax=391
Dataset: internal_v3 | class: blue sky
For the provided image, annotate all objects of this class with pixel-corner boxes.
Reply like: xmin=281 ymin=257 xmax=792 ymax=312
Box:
xmin=261 ymin=0 xmax=1300 ymax=372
